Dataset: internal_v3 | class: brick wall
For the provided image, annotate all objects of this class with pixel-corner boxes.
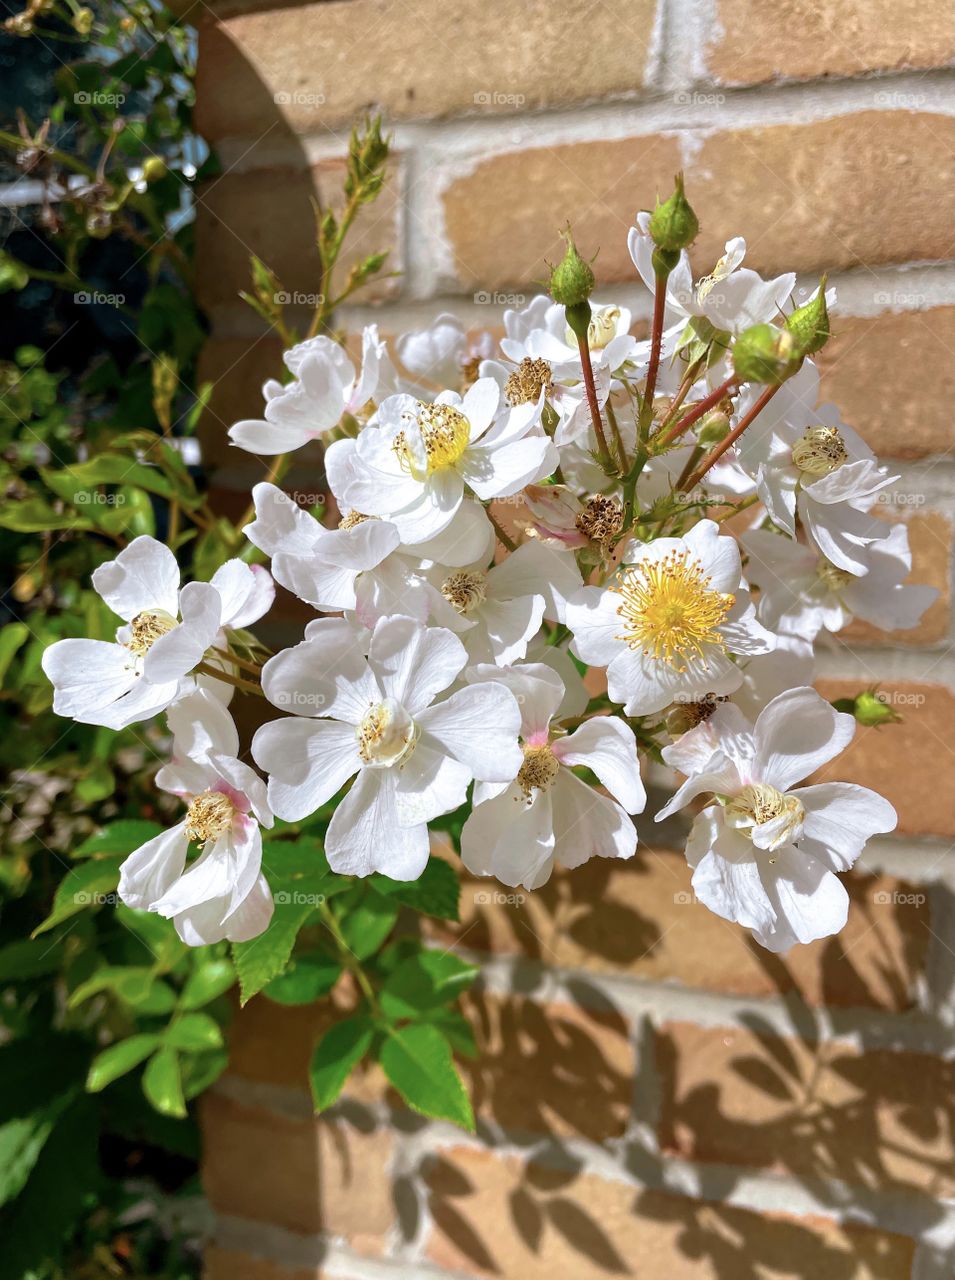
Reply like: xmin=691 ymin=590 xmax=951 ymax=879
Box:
xmin=192 ymin=1 xmax=955 ymax=1275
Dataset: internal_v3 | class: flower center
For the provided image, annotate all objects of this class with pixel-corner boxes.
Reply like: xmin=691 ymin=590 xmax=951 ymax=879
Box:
xmin=126 ymin=609 xmax=176 ymax=657
xmin=505 ymin=357 xmax=553 ymax=406
xmin=338 ymin=509 xmax=377 ymax=530
xmin=575 ymin=494 xmax=623 ymax=548
xmin=440 ymin=569 xmax=488 ymax=615
xmin=394 ymin=402 xmax=471 ymax=480
xmin=356 ymin=698 xmax=416 ymax=767
xmin=816 ymin=557 xmax=853 ymax=591
xmin=612 ymin=551 xmax=735 ymax=671
xmin=565 ymin=305 xmax=620 ymax=351
xmin=724 ymin=783 xmax=805 ymax=853
xmin=185 ymin=789 xmax=236 ymax=845
xmin=517 ymin=743 xmax=560 ymax=796
xmin=792 ymin=425 xmax=848 ymax=477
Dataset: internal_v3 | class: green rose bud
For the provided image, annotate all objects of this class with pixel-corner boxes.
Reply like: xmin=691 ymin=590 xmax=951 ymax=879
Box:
xmin=648 ymin=173 xmax=699 ymax=254
xmin=851 ymin=689 xmax=902 ymax=727
xmin=732 ymin=323 xmax=801 ymax=385
xmin=696 ymin=408 xmax=732 ymax=447
xmin=72 ymin=5 xmax=93 ymax=34
xmin=549 ymin=228 xmax=595 ymax=309
xmin=786 ymin=275 xmax=831 ymax=355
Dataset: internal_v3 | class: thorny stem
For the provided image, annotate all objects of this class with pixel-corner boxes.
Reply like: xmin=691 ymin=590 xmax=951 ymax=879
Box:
xmin=643 ymin=266 xmax=670 ymax=415
xmin=657 ymin=357 xmax=705 ymax=435
xmin=319 ymin=901 xmax=381 ymax=1014
xmin=683 ymin=383 xmax=781 ymax=491
xmin=488 ymin=506 xmax=518 ymax=552
xmin=575 ymin=330 xmax=614 ymax=471
xmin=605 ymin=398 xmax=629 ymax=472
xmin=654 ymin=377 xmax=737 ymax=450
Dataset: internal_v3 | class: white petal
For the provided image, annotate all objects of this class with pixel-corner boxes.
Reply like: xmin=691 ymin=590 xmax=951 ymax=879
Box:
xmin=566 ymin=586 xmax=625 ymax=667
xmin=690 ymin=817 xmax=775 ymax=936
xmin=229 ymin=417 xmax=310 ymax=455
xmin=754 ymin=687 xmax=855 ymax=791
xmin=460 ymin=435 xmax=557 ymax=500
xmin=174 ymin=873 xmax=273 ymax=945
xmin=43 ymin=638 xmax=137 ymax=722
xmin=791 ymin=782 xmax=897 ymax=871
xmin=551 ymin=770 xmax=637 ymax=871
xmin=369 ymin=615 xmax=465 ymax=715
xmin=470 ymin=595 xmax=544 ymax=666
xmin=465 ymin=661 xmax=564 ymax=741
xmin=144 ymin=582 xmax=221 ymax=684
xmin=757 ymin=844 xmax=848 ymax=948
xmin=416 ymin=683 xmax=522 ymax=781
xmin=118 ymin=821 xmax=190 ymax=911
xmin=326 ymin=769 xmax=429 ymax=880
xmin=243 ymin=482 xmax=321 ymax=558
xmin=166 ymin=687 xmax=240 ymax=759
xmin=211 ymin=561 xmax=275 ymax=629
xmin=92 ymin=535 xmax=179 ymax=620
xmin=461 ymin=785 xmax=556 ymax=890
xmin=153 ymin=820 xmax=262 ymax=924
xmin=682 ymin=519 xmax=742 ymax=594
xmin=393 ymin=743 xmax=472 ymax=826
xmin=487 ymin=540 xmax=582 ymax=622
xmin=262 ymin=630 xmax=376 ymax=722
xmin=254 ymin=717 xmax=360 ymax=821
xmin=554 ymin=716 xmax=646 ymax=814
xmin=415 ymin=500 xmax=495 ymax=567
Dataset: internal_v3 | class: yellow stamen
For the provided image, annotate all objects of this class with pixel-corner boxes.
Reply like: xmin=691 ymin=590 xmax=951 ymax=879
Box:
xmin=724 ymin=783 xmax=805 ymax=857
xmin=126 ymin=609 xmax=176 ymax=657
xmin=792 ymin=425 xmax=848 ymax=477
xmin=185 ymin=790 xmax=235 ymax=845
xmin=393 ymin=402 xmax=471 ymax=480
xmin=517 ymin=744 xmax=560 ymax=796
xmin=356 ymin=699 xmax=415 ymax=766
xmin=441 ymin=570 xmax=488 ymax=615
xmin=505 ymin=357 xmax=553 ymax=406
xmin=612 ymin=551 xmax=734 ymax=671
xmin=338 ymin=510 xmax=377 ymax=530
xmin=816 ymin=557 xmax=853 ymax=591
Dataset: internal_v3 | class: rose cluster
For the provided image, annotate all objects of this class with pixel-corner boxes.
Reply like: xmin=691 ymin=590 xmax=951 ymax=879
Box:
xmin=43 ymin=180 xmax=932 ymax=954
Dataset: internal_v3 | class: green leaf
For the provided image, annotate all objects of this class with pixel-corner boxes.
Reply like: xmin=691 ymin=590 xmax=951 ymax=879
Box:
xmin=339 ymin=892 xmax=398 ymax=961
xmin=67 ymin=965 xmax=157 ymax=1010
xmin=0 ymin=1091 xmax=74 ymax=1208
xmin=33 ymin=857 xmax=123 ymax=935
xmin=74 ymin=819 xmax=163 ymax=860
xmin=0 ymin=937 xmax=65 ymax=983
xmin=142 ymin=1048 xmax=186 ymax=1118
xmin=180 ymin=957 xmax=235 ymax=1009
xmin=0 ymin=496 xmax=92 ymax=533
xmin=0 ymin=622 xmax=29 ymax=683
xmin=86 ymin=1034 xmax=161 ymax=1092
xmin=165 ymin=1013 xmax=224 ymax=1052
xmin=115 ymin=904 xmax=183 ymax=968
xmin=370 ymin=855 xmax=459 ymax=921
xmin=42 ymin=455 xmax=183 ymax=504
xmin=379 ymin=951 xmax=479 ymax=1022
xmin=379 ymin=1024 xmax=474 ymax=1131
xmin=264 ymin=952 xmax=341 ymax=1005
xmin=309 ymin=1016 xmax=374 ymax=1112
xmin=421 ymin=1008 xmax=478 ymax=1059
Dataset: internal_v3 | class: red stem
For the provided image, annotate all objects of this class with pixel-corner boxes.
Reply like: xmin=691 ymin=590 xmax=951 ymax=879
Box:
xmin=683 ymin=383 xmax=781 ymax=491
xmin=654 ymin=376 xmax=736 ymax=450
xmin=643 ymin=272 xmax=668 ymax=414
xmin=576 ymin=331 xmax=613 ymax=468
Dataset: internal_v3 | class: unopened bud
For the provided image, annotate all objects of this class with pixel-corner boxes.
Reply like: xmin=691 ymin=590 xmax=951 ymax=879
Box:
xmin=72 ymin=5 xmax=93 ymax=33
xmin=833 ymin=689 xmax=901 ymax=728
xmin=696 ymin=408 xmax=731 ymax=447
xmin=648 ymin=173 xmax=699 ymax=254
xmin=786 ymin=275 xmax=830 ymax=355
xmin=141 ymin=156 xmax=167 ymax=184
xmin=549 ymin=228 xmax=595 ymax=309
xmin=732 ymin=323 xmax=801 ymax=385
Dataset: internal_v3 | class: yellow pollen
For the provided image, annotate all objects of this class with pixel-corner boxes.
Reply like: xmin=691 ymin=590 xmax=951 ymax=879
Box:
xmin=393 ymin=402 xmax=471 ymax=480
xmin=816 ymin=557 xmax=853 ymax=591
xmin=724 ymin=783 xmax=805 ymax=857
xmin=185 ymin=790 xmax=236 ymax=845
xmin=575 ymin=495 xmax=623 ymax=548
xmin=441 ymin=570 xmax=488 ymax=615
xmin=517 ymin=744 xmax=560 ymax=796
xmin=338 ymin=509 xmax=377 ymax=530
xmin=356 ymin=699 xmax=415 ymax=766
xmin=792 ymin=425 xmax=848 ymax=477
xmin=505 ymin=357 xmax=553 ymax=406
xmin=612 ymin=551 xmax=735 ymax=671
xmin=126 ymin=609 xmax=176 ymax=657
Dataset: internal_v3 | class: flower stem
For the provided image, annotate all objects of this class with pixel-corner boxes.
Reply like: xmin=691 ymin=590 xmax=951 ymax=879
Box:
xmin=208 ymin=645 xmax=263 ymax=678
xmin=194 ymin=661 xmax=264 ymax=697
xmin=319 ymin=901 xmax=381 ymax=1014
xmin=488 ymin=506 xmax=518 ymax=552
xmin=575 ymin=331 xmax=614 ymax=471
xmin=654 ymin=377 xmax=736 ymax=450
xmin=643 ymin=265 xmax=670 ymax=416
xmin=683 ymin=383 xmax=781 ymax=491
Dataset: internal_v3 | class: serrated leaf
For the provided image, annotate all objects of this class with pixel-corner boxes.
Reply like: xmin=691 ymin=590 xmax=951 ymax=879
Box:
xmin=309 ymin=1016 xmax=374 ymax=1112
xmin=86 ymin=1034 xmax=161 ymax=1092
xmin=165 ymin=1013 xmax=224 ymax=1052
xmin=379 ymin=1024 xmax=473 ymax=1131
xmin=339 ymin=892 xmax=398 ymax=961
xmin=264 ymin=952 xmax=341 ymax=1005
xmin=379 ymin=950 xmax=478 ymax=1022
xmin=142 ymin=1048 xmax=186 ymax=1118
xmin=422 ymin=1008 xmax=478 ymax=1059
xmin=371 ymin=856 xmax=459 ymax=921
xmin=33 ymin=857 xmax=124 ymax=936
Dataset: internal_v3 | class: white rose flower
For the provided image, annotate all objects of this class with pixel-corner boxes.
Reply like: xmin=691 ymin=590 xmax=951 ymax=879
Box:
xmin=42 ymin=536 xmax=273 ymax=728
xmin=657 ymin=687 xmax=897 ymax=950
xmin=118 ymin=689 xmax=274 ymax=945
xmin=566 ymin=518 xmax=775 ymax=716
xmin=252 ymin=615 xmax=523 ymax=880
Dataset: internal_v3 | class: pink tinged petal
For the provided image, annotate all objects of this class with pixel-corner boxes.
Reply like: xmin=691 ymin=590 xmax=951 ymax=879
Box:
xmin=551 ymin=770 xmax=637 ymax=871
xmin=174 ymin=872 xmax=273 ymax=946
xmin=211 ymin=753 xmax=273 ymax=828
xmin=757 ymin=843 xmax=848 ymax=947
xmin=254 ymin=718 xmax=361 ymax=822
xmin=791 ymin=782 xmax=897 ymax=871
xmin=92 ymin=535 xmax=180 ymax=620
xmin=460 ymin=785 xmax=557 ymax=890
xmin=369 ymin=615 xmax=465 ymax=715
xmin=754 ymin=687 xmax=855 ymax=791
xmin=416 ymin=683 xmax=523 ymax=782
xmin=166 ymin=688 xmax=240 ymax=759
xmin=118 ymin=821 xmax=190 ymax=911
xmin=465 ymin=661 xmax=564 ymax=741
xmin=244 ymin=482 xmax=321 ymax=558
xmin=211 ymin=560 xmax=275 ymax=629
xmin=393 ymin=743 xmax=472 ymax=826
xmin=554 ymin=716 xmax=646 ymax=815
xmin=229 ymin=417 xmax=310 ymax=455
xmin=144 ymin=582 xmax=221 ymax=685
xmin=261 ymin=630 xmax=376 ymax=723
xmin=326 ymin=769 xmax=430 ymax=880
